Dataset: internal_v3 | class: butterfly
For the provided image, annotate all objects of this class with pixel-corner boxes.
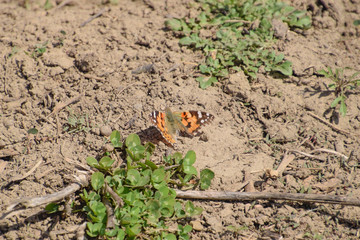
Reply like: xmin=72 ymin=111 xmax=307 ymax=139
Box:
xmin=149 ymin=107 xmax=214 ymax=145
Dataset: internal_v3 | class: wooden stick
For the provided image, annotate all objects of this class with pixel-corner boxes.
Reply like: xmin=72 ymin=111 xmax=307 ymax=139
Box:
xmin=2 ymin=174 xmax=89 ymax=220
xmin=80 ymin=8 xmax=107 ymax=27
xmin=6 ymin=183 xmax=81 ymax=210
xmin=307 ymin=111 xmax=350 ymax=135
xmin=105 ymin=184 xmax=124 ymax=207
xmin=175 ymin=190 xmax=360 ymax=207
xmin=266 ymin=153 xmax=296 ymax=178
xmin=3 ymin=173 xmax=360 ymax=221
xmin=276 ymin=153 xmax=295 ymax=175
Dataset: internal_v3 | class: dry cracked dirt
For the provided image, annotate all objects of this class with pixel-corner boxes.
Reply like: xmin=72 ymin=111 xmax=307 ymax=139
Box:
xmin=1 ymin=0 xmax=360 ymax=239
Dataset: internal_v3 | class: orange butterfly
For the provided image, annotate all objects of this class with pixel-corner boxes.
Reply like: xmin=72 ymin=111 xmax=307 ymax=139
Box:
xmin=150 ymin=107 xmax=214 ymax=145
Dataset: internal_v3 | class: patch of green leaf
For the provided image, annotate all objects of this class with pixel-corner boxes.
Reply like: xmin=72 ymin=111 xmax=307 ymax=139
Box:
xmin=30 ymin=41 xmax=48 ymax=59
xmin=110 ymin=130 xmax=123 ymax=148
xmin=27 ymin=128 xmax=38 ymax=135
xmin=8 ymin=46 xmax=19 ymax=58
xmin=91 ymin=172 xmax=105 ymax=191
xmin=45 ymin=202 xmax=60 ymax=213
xmin=44 ymin=0 xmax=53 ymax=10
xmin=200 ymin=169 xmax=214 ymax=190
xmin=353 ymin=20 xmax=360 ymax=26
xmin=165 ymin=0 xmax=311 ymax=88
xmin=77 ymin=133 xmax=214 ymax=239
xmin=317 ymin=67 xmax=360 ymax=117
xmin=63 ymin=108 xmax=92 ymax=133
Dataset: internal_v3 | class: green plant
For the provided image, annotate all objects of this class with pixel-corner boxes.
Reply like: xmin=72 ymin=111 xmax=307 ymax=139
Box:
xmin=318 ymin=67 xmax=360 ymax=116
xmin=8 ymin=46 xmax=19 ymax=58
xmin=227 ymin=224 xmax=248 ymax=233
xmin=165 ymin=0 xmax=311 ymax=89
xmin=63 ymin=108 xmax=91 ymax=133
xmin=44 ymin=0 xmax=53 ymax=10
xmin=27 ymin=40 xmax=48 ymax=59
xmin=80 ymin=131 xmax=214 ymax=239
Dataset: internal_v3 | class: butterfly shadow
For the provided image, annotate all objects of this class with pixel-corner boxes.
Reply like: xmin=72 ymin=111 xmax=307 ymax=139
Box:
xmin=137 ymin=127 xmax=199 ymax=148
xmin=137 ymin=126 xmax=175 ymax=148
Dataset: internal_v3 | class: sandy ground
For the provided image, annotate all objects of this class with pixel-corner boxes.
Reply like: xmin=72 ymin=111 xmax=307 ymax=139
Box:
xmin=1 ymin=0 xmax=360 ymax=239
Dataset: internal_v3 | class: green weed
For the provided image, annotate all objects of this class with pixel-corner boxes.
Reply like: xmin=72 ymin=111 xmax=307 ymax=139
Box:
xmin=227 ymin=224 xmax=248 ymax=233
xmin=8 ymin=46 xmax=19 ymax=58
xmin=25 ymin=41 xmax=48 ymax=59
xmin=69 ymin=131 xmax=214 ymax=239
xmin=63 ymin=108 xmax=91 ymax=133
xmin=44 ymin=0 xmax=53 ymax=10
xmin=165 ymin=0 xmax=311 ymax=89
xmin=318 ymin=67 xmax=360 ymax=116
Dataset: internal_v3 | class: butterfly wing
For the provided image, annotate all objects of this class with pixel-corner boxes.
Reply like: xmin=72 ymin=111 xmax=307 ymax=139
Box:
xmin=150 ymin=108 xmax=214 ymax=145
xmin=179 ymin=111 xmax=214 ymax=136
xmin=149 ymin=111 xmax=176 ymax=145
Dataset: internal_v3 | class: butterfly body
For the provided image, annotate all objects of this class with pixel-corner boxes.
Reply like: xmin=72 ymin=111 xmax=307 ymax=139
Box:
xmin=150 ymin=107 xmax=214 ymax=145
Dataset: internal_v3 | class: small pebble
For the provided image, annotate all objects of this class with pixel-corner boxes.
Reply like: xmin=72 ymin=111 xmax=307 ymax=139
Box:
xmin=191 ymin=220 xmax=204 ymax=231
xmin=3 ymin=119 xmax=13 ymax=129
xmin=100 ymin=125 xmax=112 ymax=136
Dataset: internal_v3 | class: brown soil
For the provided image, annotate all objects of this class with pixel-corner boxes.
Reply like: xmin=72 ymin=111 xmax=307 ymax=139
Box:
xmin=1 ymin=0 xmax=360 ymax=239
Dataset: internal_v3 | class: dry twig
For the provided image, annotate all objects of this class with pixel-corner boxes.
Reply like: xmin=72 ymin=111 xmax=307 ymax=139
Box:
xmin=53 ymin=0 xmax=74 ymax=11
xmin=47 ymin=94 xmax=83 ymax=118
xmin=10 ymin=159 xmax=43 ymax=182
xmin=307 ymin=111 xmax=350 ymax=135
xmin=289 ymin=149 xmax=326 ymax=161
xmin=3 ymin=167 xmax=360 ymax=224
xmin=311 ymin=148 xmax=348 ymax=160
xmin=175 ymin=190 xmax=360 ymax=207
xmin=105 ymin=183 xmax=124 ymax=207
xmin=80 ymin=8 xmax=107 ymax=27
xmin=266 ymin=153 xmax=295 ymax=178
xmin=2 ymin=174 xmax=89 ymax=220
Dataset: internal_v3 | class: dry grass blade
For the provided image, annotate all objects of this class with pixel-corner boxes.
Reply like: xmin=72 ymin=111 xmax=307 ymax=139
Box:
xmin=9 ymin=159 xmax=43 ymax=182
xmin=80 ymin=8 xmax=107 ymax=27
xmin=311 ymin=148 xmax=349 ymax=160
xmin=290 ymin=149 xmax=326 ymax=161
xmin=47 ymin=94 xmax=83 ymax=118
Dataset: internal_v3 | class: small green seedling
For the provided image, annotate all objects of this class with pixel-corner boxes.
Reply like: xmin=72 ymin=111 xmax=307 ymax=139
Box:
xmin=63 ymin=108 xmax=91 ymax=133
xmin=8 ymin=47 xmax=19 ymax=58
xmin=318 ymin=67 xmax=360 ymax=116
xmin=44 ymin=0 xmax=53 ymax=10
xmin=29 ymin=41 xmax=48 ymax=59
